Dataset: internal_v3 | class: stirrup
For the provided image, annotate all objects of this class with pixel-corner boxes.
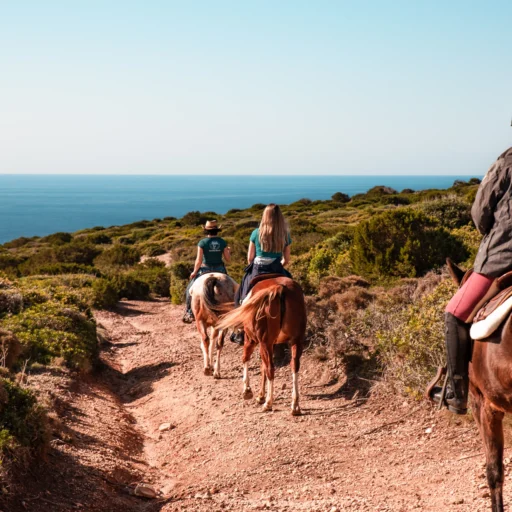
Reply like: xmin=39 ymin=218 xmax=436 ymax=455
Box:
xmin=425 ymin=366 xmax=449 ymax=410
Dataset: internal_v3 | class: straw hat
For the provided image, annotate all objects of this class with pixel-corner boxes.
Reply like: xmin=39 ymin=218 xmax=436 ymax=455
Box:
xmin=204 ymin=220 xmax=222 ymax=231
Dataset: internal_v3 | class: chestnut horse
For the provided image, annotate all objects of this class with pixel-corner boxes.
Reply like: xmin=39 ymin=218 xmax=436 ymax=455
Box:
xmin=218 ymin=276 xmax=306 ymax=415
xmin=189 ymin=273 xmax=238 ymax=378
xmin=446 ymin=260 xmax=512 ymax=512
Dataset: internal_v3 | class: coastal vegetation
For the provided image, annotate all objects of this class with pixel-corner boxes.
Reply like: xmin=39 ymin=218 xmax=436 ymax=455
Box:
xmin=0 ymin=179 xmax=482 ymax=467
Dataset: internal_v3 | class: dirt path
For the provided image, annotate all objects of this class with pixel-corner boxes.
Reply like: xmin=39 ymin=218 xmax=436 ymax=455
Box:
xmin=7 ymin=298 xmax=512 ymax=511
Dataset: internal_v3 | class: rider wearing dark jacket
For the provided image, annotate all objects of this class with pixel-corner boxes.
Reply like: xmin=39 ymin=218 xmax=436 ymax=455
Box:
xmin=433 ymin=147 xmax=512 ymax=414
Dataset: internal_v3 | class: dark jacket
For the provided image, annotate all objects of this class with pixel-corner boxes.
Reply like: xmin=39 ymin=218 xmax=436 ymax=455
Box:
xmin=472 ymin=147 xmax=512 ymax=277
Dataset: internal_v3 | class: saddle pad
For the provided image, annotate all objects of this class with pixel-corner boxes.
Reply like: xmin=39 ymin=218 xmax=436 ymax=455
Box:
xmin=471 ymin=294 xmax=512 ymax=340
xmin=473 ymin=286 xmax=512 ymax=322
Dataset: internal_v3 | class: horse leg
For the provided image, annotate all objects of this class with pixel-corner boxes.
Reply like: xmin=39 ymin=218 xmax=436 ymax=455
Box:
xmin=256 ymin=361 xmax=266 ymax=404
xmin=242 ymin=340 xmax=256 ymax=400
xmin=197 ymin=320 xmax=212 ymax=376
xmin=478 ymin=397 xmax=505 ymax=512
xmin=259 ymin=343 xmax=275 ymax=412
xmin=213 ymin=329 xmax=224 ymax=379
xmin=290 ymin=342 xmax=303 ymax=416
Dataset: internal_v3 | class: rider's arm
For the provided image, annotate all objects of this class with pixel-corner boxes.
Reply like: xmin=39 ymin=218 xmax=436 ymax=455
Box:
xmin=281 ymin=245 xmax=291 ymax=267
xmin=223 ymin=246 xmax=231 ymax=263
xmin=190 ymin=247 xmax=204 ymax=279
xmin=247 ymin=242 xmax=256 ymax=264
xmin=472 ymin=158 xmax=509 ymax=235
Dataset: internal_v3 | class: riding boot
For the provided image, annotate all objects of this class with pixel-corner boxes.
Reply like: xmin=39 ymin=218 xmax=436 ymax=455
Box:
xmin=229 ymin=330 xmax=245 ymax=346
xmin=433 ymin=312 xmax=470 ymax=414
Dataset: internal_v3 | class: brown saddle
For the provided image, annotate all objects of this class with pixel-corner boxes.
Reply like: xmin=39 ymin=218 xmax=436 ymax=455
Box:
xmin=249 ymin=273 xmax=287 ymax=289
xmin=470 ymin=270 xmax=512 ymax=323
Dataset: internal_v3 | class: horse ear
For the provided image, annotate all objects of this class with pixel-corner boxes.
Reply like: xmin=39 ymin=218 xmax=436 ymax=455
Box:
xmin=446 ymin=258 xmax=465 ymax=285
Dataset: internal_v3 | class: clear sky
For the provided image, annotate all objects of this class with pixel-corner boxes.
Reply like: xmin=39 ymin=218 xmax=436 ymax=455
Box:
xmin=1 ymin=1 xmax=511 ymax=175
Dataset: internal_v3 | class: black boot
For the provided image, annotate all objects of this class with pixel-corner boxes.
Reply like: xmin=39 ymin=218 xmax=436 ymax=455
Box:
xmin=432 ymin=313 xmax=470 ymax=415
xmin=230 ymin=330 xmax=245 ymax=346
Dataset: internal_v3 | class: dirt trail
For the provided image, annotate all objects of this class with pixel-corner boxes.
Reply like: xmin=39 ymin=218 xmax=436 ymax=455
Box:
xmin=8 ymin=298 xmax=512 ymax=511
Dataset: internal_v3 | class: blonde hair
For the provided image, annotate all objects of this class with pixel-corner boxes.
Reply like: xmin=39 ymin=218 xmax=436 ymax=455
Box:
xmin=258 ymin=204 xmax=289 ymax=253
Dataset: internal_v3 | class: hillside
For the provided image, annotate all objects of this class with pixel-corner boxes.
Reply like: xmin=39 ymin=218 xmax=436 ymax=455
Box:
xmin=0 ymin=179 xmax=485 ymax=508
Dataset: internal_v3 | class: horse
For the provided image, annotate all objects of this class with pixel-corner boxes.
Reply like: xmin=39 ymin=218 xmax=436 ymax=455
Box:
xmin=189 ymin=272 xmax=238 ymax=379
xmin=218 ymin=275 xmax=306 ymax=415
xmin=441 ymin=260 xmax=512 ymax=512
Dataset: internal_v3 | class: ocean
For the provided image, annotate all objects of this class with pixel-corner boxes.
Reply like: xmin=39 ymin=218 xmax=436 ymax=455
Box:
xmin=0 ymin=174 xmax=478 ymax=244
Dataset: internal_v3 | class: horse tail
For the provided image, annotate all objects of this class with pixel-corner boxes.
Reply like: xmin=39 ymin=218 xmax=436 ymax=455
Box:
xmin=218 ymin=283 xmax=285 ymax=338
xmin=201 ymin=275 xmax=233 ymax=319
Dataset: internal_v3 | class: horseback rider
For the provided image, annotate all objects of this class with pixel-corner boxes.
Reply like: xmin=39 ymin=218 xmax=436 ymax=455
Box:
xmin=433 ymin=147 xmax=512 ymax=414
xmin=230 ymin=203 xmax=292 ymax=344
xmin=182 ymin=220 xmax=231 ymax=323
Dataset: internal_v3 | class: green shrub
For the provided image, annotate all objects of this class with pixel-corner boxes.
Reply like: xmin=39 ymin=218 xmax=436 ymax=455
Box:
xmin=144 ymin=245 xmax=166 ymax=257
xmin=2 ymin=237 xmax=35 ymax=249
xmin=331 ymin=192 xmax=350 ymax=203
xmin=0 ymin=378 xmax=49 ymax=456
xmin=3 ymin=302 xmax=97 ymax=369
xmin=420 ymin=197 xmax=472 ymax=229
xmin=92 ymin=279 xmax=119 ymax=309
xmin=94 ymin=245 xmax=140 ymax=269
xmin=170 ymin=277 xmax=188 ymax=305
xmin=181 ymin=211 xmax=208 ymax=226
xmin=350 ymin=208 xmax=467 ymax=278
xmin=0 ymin=289 xmax=24 ymax=315
xmin=109 ymin=273 xmax=150 ymax=300
xmin=132 ymin=260 xmax=170 ymax=297
xmin=40 ymin=232 xmax=73 ymax=245
xmin=87 ymin=233 xmax=112 ymax=245
xmin=308 ymin=248 xmax=335 ymax=281
xmin=376 ymin=279 xmax=456 ymax=396
xmin=23 ymin=263 xmax=97 ymax=277
xmin=171 ymin=261 xmax=193 ymax=280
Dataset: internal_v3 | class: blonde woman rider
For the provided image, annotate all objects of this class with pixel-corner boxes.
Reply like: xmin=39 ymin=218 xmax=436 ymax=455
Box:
xmin=230 ymin=203 xmax=292 ymax=344
xmin=182 ymin=220 xmax=231 ymax=323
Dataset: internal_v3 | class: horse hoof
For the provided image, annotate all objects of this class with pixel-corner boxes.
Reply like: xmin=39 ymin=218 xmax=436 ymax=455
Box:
xmin=262 ymin=403 xmax=273 ymax=412
xmin=255 ymin=396 xmax=265 ymax=405
xmin=243 ymin=389 xmax=253 ymax=400
xmin=291 ymin=408 xmax=302 ymax=417
xmin=213 ymin=372 xmax=221 ymax=380
xmin=204 ymin=367 xmax=213 ymax=376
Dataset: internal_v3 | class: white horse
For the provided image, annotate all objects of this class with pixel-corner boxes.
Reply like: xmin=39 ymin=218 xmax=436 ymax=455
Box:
xmin=189 ymin=273 xmax=238 ymax=378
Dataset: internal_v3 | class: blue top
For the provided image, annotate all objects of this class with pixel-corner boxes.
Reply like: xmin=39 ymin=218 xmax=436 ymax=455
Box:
xmin=250 ymin=228 xmax=291 ymax=259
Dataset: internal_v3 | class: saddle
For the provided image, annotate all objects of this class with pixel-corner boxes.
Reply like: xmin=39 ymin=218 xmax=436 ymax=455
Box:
xmin=249 ymin=273 xmax=286 ymax=289
xmin=472 ymin=270 xmax=512 ymax=322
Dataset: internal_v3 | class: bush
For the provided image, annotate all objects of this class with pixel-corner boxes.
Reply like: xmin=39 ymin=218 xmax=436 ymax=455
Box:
xmin=318 ymin=275 xmax=370 ymax=299
xmin=92 ymin=279 xmax=119 ymax=309
xmin=181 ymin=211 xmax=208 ymax=226
xmin=23 ymin=263 xmax=97 ymax=277
xmin=331 ymin=192 xmax=350 ymax=203
xmin=144 ymin=245 xmax=167 ymax=257
xmin=350 ymin=208 xmax=467 ymax=278
xmin=3 ymin=302 xmax=97 ymax=370
xmin=94 ymin=245 xmax=140 ymax=269
xmin=129 ymin=260 xmax=170 ymax=297
xmin=40 ymin=232 xmax=73 ymax=245
xmin=170 ymin=277 xmax=188 ymax=305
xmin=87 ymin=233 xmax=112 ymax=245
xmin=0 ymin=330 xmax=21 ymax=369
xmin=420 ymin=197 xmax=472 ymax=229
xmin=0 ymin=378 xmax=49 ymax=456
xmin=0 ymin=289 xmax=24 ymax=315
xmin=109 ymin=274 xmax=150 ymax=300
xmin=377 ymin=279 xmax=456 ymax=396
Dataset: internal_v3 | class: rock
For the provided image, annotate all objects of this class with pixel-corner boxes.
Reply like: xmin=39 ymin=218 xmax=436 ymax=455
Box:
xmin=134 ymin=483 xmax=158 ymax=499
xmin=451 ymin=497 xmax=464 ymax=505
xmin=330 ymin=507 xmax=339 ymax=512
xmin=425 ymin=427 xmax=433 ymax=435
xmin=158 ymin=423 xmax=174 ymax=432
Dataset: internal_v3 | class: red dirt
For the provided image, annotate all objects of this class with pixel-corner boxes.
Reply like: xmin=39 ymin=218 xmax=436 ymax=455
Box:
xmin=3 ymin=298 xmax=512 ymax=511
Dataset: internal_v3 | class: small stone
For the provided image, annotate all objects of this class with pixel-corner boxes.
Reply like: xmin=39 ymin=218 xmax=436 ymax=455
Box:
xmin=451 ymin=497 xmax=464 ymax=505
xmin=425 ymin=427 xmax=433 ymax=435
xmin=134 ymin=483 xmax=158 ymax=499
xmin=158 ymin=423 xmax=174 ymax=432
xmin=282 ymin=383 xmax=287 ymax=390
xmin=330 ymin=507 xmax=339 ymax=512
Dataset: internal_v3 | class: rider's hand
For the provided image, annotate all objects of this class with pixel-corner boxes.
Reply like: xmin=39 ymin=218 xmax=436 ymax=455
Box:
xmin=190 ymin=272 xmax=197 ymax=280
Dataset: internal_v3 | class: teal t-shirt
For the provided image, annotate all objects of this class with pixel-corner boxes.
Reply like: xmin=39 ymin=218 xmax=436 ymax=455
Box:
xmin=250 ymin=228 xmax=291 ymax=259
xmin=198 ymin=237 xmax=227 ymax=266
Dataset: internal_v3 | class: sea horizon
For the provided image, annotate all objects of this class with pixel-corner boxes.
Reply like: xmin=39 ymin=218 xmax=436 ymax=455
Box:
xmin=0 ymin=174 xmax=481 ymax=244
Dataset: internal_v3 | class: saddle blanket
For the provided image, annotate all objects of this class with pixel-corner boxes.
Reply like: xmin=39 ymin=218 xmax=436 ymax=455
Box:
xmin=471 ymin=294 xmax=512 ymax=340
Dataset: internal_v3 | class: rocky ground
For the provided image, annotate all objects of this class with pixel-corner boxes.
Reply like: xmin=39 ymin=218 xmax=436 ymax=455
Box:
xmin=2 ymin=298 xmax=511 ymax=512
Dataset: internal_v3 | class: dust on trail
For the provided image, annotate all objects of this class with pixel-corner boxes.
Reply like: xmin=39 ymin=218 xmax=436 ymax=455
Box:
xmin=7 ymin=298 xmax=512 ymax=511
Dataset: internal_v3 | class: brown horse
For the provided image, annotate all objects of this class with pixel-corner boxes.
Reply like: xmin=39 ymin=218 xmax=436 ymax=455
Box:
xmin=189 ymin=273 xmax=238 ymax=378
xmin=218 ymin=275 xmax=306 ymax=415
xmin=444 ymin=260 xmax=512 ymax=512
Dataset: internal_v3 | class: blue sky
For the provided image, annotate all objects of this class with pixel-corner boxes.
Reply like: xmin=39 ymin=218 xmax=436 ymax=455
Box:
xmin=1 ymin=1 xmax=511 ymax=175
